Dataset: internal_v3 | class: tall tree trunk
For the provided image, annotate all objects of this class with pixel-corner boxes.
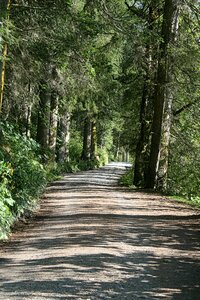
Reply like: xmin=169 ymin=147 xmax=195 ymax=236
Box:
xmin=36 ymin=80 xmax=50 ymax=158
xmin=0 ymin=0 xmax=11 ymax=112
xmin=156 ymin=6 xmax=180 ymax=190
xmin=156 ymin=89 xmax=173 ymax=190
xmin=49 ymin=91 xmax=59 ymax=161
xmin=23 ymin=103 xmax=32 ymax=138
xmin=134 ymin=80 xmax=153 ymax=186
xmin=21 ymin=83 xmax=33 ymax=137
xmin=145 ymin=0 xmax=180 ymax=189
xmin=57 ymin=111 xmax=71 ymax=163
xmin=81 ymin=115 xmax=91 ymax=161
xmin=133 ymin=4 xmax=157 ymax=186
xmin=90 ymin=119 xmax=97 ymax=160
xmin=25 ymin=83 xmax=34 ymax=138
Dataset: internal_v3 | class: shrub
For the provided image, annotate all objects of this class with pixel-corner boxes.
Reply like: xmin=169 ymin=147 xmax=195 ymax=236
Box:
xmin=97 ymin=148 xmax=109 ymax=166
xmin=0 ymin=122 xmax=47 ymax=238
xmin=68 ymin=132 xmax=83 ymax=161
xmin=0 ymin=161 xmax=15 ymax=239
xmin=118 ymin=167 xmax=134 ymax=187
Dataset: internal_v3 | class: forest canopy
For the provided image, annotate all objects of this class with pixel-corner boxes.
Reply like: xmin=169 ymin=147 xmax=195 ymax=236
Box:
xmin=0 ymin=0 xmax=199 ymax=238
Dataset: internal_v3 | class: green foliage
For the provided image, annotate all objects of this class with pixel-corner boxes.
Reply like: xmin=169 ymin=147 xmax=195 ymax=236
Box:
xmin=167 ymin=102 xmax=200 ymax=202
xmin=167 ymin=196 xmax=200 ymax=209
xmin=1 ymin=0 xmax=199 ymax=239
xmin=0 ymin=122 xmax=47 ymax=239
xmin=59 ymin=161 xmax=80 ymax=173
xmin=12 ymin=158 xmax=46 ymax=216
xmin=119 ymin=168 xmax=134 ymax=187
xmin=58 ymin=159 xmax=100 ymax=174
xmin=68 ymin=131 xmax=83 ymax=161
xmin=168 ymin=156 xmax=200 ymax=201
xmin=97 ymin=148 xmax=109 ymax=166
xmin=0 ymin=161 xmax=15 ymax=239
xmin=45 ymin=163 xmax=62 ymax=182
xmin=77 ymin=159 xmax=99 ymax=171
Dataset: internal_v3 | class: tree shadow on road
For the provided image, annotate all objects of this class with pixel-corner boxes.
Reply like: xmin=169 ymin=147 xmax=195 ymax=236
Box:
xmin=0 ymin=211 xmax=200 ymax=299
xmin=0 ymin=163 xmax=199 ymax=299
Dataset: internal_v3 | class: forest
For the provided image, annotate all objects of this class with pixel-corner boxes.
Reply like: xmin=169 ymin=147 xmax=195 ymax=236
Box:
xmin=0 ymin=0 xmax=199 ymax=239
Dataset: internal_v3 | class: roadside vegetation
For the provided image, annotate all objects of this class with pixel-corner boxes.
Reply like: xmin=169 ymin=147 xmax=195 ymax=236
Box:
xmin=0 ymin=0 xmax=199 ymax=238
xmin=119 ymin=168 xmax=200 ymax=208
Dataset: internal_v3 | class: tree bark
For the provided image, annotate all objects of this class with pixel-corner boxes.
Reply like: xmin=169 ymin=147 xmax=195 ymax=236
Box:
xmin=134 ymin=79 xmax=153 ymax=186
xmin=20 ymin=83 xmax=33 ymax=137
xmin=57 ymin=111 xmax=71 ymax=163
xmin=133 ymin=4 xmax=157 ymax=186
xmin=145 ymin=0 xmax=180 ymax=189
xmin=156 ymin=5 xmax=180 ymax=190
xmin=81 ymin=115 xmax=91 ymax=161
xmin=156 ymin=88 xmax=173 ymax=190
xmin=36 ymin=79 xmax=50 ymax=157
xmin=90 ymin=120 xmax=97 ymax=160
xmin=49 ymin=91 xmax=59 ymax=161
xmin=23 ymin=103 xmax=32 ymax=138
xmin=0 ymin=0 xmax=11 ymax=112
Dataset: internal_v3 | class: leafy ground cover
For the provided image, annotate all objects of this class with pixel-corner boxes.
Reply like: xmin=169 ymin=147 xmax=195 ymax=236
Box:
xmin=0 ymin=123 xmax=47 ymax=239
xmin=0 ymin=122 xmax=103 ymax=239
xmin=119 ymin=167 xmax=200 ymax=209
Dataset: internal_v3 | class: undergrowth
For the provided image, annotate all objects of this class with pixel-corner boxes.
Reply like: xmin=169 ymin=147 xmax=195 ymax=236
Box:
xmin=166 ymin=195 xmax=200 ymax=209
xmin=119 ymin=167 xmax=200 ymax=208
xmin=0 ymin=123 xmax=47 ymax=239
xmin=0 ymin=123 xmax=102 ymax=240
xmin=118 ymin=167 xmax=134 ymax=187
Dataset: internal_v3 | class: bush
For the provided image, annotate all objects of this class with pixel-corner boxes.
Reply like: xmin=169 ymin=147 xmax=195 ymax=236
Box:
xmin=167 ymin=108 xmax=200 ymax=203
xmin=58 ymin=159 xmax=100 ymax=174
xmin=78 ymin=159 xmax=99 ymax=171
xmin=168 ymin=135 xmax=200 ymax=201
xmin=118 ymin=167 xmax=134 ymax=187
xmin=97 ymin=148 xmax=109 ymax=166
xmin=59 ymin=161 xmax=80 ymax=173
xmin=0 ymin=122 xmax=47 ymax=238
xmin=68 ymin=132 xmax=83 ymax=161
xmin=0 ymin=161 xmax=15 ymax=239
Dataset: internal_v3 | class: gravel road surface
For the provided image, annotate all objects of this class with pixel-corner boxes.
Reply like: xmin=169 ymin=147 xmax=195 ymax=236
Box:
xmin=0 ymin=162 xmax=200 ymax=299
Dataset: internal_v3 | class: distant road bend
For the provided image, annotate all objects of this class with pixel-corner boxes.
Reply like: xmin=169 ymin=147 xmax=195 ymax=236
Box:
xmin=0 ymin=162 xmax=199 ymax=299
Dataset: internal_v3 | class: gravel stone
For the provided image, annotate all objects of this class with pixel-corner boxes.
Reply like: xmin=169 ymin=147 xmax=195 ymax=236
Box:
xmin=0 ymin=162 xmax=199 ymax=299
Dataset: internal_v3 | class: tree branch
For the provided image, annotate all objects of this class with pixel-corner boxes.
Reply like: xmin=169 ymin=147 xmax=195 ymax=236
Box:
xmin=173 ymin=99 xmax=198 ymax=116
xmin=124 ymin=1 xmax=145 ymax=18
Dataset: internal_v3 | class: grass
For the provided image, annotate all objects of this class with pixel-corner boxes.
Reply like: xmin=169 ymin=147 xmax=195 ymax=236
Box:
xmin=118 ymin=167 xmax=135 ymax=187
xmin=166 ymin=195 xmax=200 ymax=209
xmin=119 ymin=168 xmax=200 ymax=209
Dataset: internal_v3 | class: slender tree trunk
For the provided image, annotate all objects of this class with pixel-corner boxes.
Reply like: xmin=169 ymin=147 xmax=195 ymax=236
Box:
xmin=23 ymin=103 xmax=32 ymax=138
xmin=81 ymin=115 xmax=91 ymax=161
xmin=114 ymin=134 xmax=120 ymax=160
xmin=145 ymin=0 xmax=180 ymax=189
xmin=25 ymin=83 xmax=34 ymax=138
xmin=36 ymin=80 xmax=50 ymax=157
xmin=0 ymin=0 xmax=11 ymax=112
xmin=156 ymin=89 xmax=173 ymax=190
xmin=134 ymin=80 xmax=153 ymax=186
xmin=21 ymin=83 xmax=33 ymax=137
xmin=127 ymin=151 xmax=130 ymax=162
xmin=156 ymin=7 xmax=180 ymax=190
xmin=49 ymin=91 xmax=59 ymax=161
xmin=133 ymin=4 xmax=157 ymax=186
xmin=57 ymin=111 xmax=71 ymax=163
xmin=90 ymin=120 xmax=97 ymax=160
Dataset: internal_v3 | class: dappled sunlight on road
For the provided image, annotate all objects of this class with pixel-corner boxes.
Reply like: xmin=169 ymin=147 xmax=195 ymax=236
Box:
xmin=0 ymin=163 xmax=199 ymax=299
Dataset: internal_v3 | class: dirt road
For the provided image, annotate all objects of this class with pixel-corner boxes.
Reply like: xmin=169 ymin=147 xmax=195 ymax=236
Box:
xmin=0 ymin=162 xmax=199 ymax=299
